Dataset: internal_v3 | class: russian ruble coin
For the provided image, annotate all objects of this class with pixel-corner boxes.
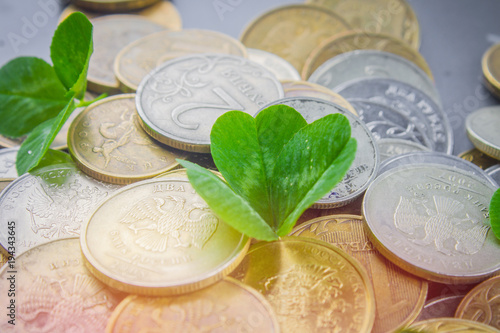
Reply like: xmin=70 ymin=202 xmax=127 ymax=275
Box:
xmin=406 ymin=318 xmax=500 ymax=333
xmin=459 ymin=148 xmax=499 ymax=170
xmin=306 ymin=0 xmax=420 ymax=49
xmin=362 ymin=164 xmax=498 ymax=284
xmin=59 ymin=2 xmax=182 ymax=30
xmin=349 ymin=99 xmax=432 ymax=148
xmin=482 ymin=43 xmax=500 ymax=99
xmin=73 ymin=0 xmax=161 ymax=12
xmin=231 ymin=237 xmax=375 ymax=333
xmin=377 ymin=138 xmax=431 ymax=162
xmin=0 ymin=163 xmax=120 ymax=255
xmin=335 ymin=77 xmax=453 ymax=154
xmin=68 ymin=94 xmax=185 ymax=184
xmin=261 ymin=97 xmax=379 ymax=208
xmin=0 ymin=148 xmax=18 ymax=179
xmin=88 ymin=15 xmax=165 ymax=94
xmin=309 ymin=50 xmax=440 ymax=105
xmin=302 ymin=31 xmax=431 ymax=80
xmin=281 ymin=80 xmax=357 ymax=115
xmin=240 ymin=4 xmax=350 ymax=73
xmin=466 ymin=105 xmax=500 ymax=160
xmin=290 ymin=215 xmax=427 ymax=333
xmin=485 ymin=164 xmax=500 ymax=186
xmin=80 ymin=177 xmax=250 ymax=295
xmin=136 ymin=53 xmax=284 ymax=153
xmin=0 ymin=238 xmax=126 ymax=333
xmin=115 ymin=29 xmax=248 ymax=92
xmin=106 ymin=278 xmax=280 ymax=333
xmin=247 ymin=48 xmax=300 ymax=81
xmin=378 ymin=151 xmax=498 ymax=186
xmin=416 ymin=294 xmax=465 ymax=321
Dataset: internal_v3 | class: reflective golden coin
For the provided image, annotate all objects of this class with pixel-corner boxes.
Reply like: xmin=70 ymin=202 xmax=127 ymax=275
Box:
xmin=455 ymin=275 xmax=500 ymax=329
xmin=0 ymin=135 xmax=22 ymax=149
xmin=0 ymin=238 xmax=126 ymax=333
xmin=306 ymin=0 xmax=420 ymax=49
xmin=407 ymin=318 xmax=500 ymax=333
xmin=282 ymin=80 xmax=357 ymax=115
xmin=302 ymin=31 xmax=432 ymax=80
xmin=59 ymin=2 xmax=182 ymax=30
xmin=290 ymin=215 xmax=427 ymax=333
xmin=0 ymin=180 xmax=12 ymax=193
xmin=483 ymin=43 xmax=500 ymax=98
xmin=106 ymin=277 xmax=280 ymax=333
xmin=73 ymin=0 xmax=161 ymax=12
xmin=81 ymin=177 xmax=250 ymax=295
xmin=459 ymin=148 xmax=499 ymax=169
xmin=240 ymin=4 xmax=350 ymax=73
xmin=231 ymin=236 xmax=375 ymax=333
xmin=0 ymin=246 xmax=8 ymax=267
xmin=68 ymin=94 xmax=184 ymax=184
xmin=115 ymin=29 xmax=247 ymax=92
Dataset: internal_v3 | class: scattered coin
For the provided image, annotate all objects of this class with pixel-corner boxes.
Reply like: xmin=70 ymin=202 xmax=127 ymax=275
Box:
xmin=115 ymin=29 xmax=248 ymax=92
xmin=231 ymin=236 xmax=375 ymax=333
xmin=363 ymin=164 xmax=498 ymax=284
xmin=466 ymin=105 xmax=500 ymax=160
xmin=136 ymin=53 xmax=284 ymax=152
xmin=80 ymin=177 xmax=250 ymax=295
xmin=377 ymin=138 xmax=431 ymax=162
xmin=247 ymin=48 xmax=301 ymax=81
xmin=416 ymin=294 xmax=465 ymax=321
xmin=482 ymin=43 xmax=500 ymax=99
xmin=0 ymin=148 xmax=18 ymax=179
xmin=0 ymin=180 xmax=11 ymax=194
xmin=240 ymin=4 xmax=350 ymax=73
xmin=459 ymin=148 xmax=499 ymax=170
xmin=106 ymin=277 xmax=280 ymax=333
xmin=406 ymin=318 xmax=500 ymax=332
xmin=73 ymin=0 xmax=161 ymax=12
xmin=290 ymin=215 xmax=427 ymax=333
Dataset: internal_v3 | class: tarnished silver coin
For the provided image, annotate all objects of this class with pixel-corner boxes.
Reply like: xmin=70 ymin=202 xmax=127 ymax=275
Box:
xmin=136 ymin=53 xmax=284 ymax=153
xmin=0 ymin=163 xmax=120 ymax=254
xmin=88 ymin=15 xmax=164 ymax=94
xmin=466 ymin=105 xmax=500 ymax=160
xmin=416 ymin=294 xmax=465 ymax=321
xmin=0 ymin=148 xmax=18 ymax=179
xmin=260 ymin=97 xmax=379 ymax=208
xmin=377 ymin=138 xmax=431 ymax=162
xmin=485 ymin=164 xmax=500 ymax=187
xmin=247 ymin=48 xmax=301 ymax=81
xmin=335 ymin=77 xmax=453 ymax=154
xmin=379 ymin=152 xmax=498 ymax=186
xmin=114 ymin=29 xmax=248 ymax=92
xmin=349 ymin=99 xmax=432 ymax=148
xmin=309 ymin=50 xmax=440 ymax=105
xmin=363 ymin=164 xmax=498 ymax=284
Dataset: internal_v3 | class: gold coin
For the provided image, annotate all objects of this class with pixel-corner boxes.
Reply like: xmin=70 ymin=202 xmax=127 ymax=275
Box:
xmin=302 ymin=30 xmax=432 ymax=80
xmin=459 ymin=148 xmax=499 ymax=169
xmin=455 ymin=275 xmax=500 ymax=329
xmin=231 ymin=236 xmax=375 ymax=333
xmin=290 ymin=215 xmax=427 ymax=333
xmin=73 ymin=0 xmax=161 ymax=12
xmin=59 ymin=2 xmax=182 ymax=30
xmin=407 ymin=318 xmax=500 ymax=332
xmin=81 ymin=177 xmax=250 ymax=295
xmin=114 ymin=29 xmax=247 ymax=92
xmin=240 ymin=4 xmax=350 ymax=73
xmin=0 ymin=246 xmax=8 ymax=267
xmin=0 ymin=238 xmax=126 ymax=332
xmin=281 ymin=80 xmax=357 ymax=115
xmin=68 ymin=94 xmax=185 ymax=184
xmin=306 ymin=0 xmax=420 ymax=49
xmin=106 ymin=277 xmax=280 ymax=333
xmin=483 ymin=43 xmax=500 ymax=97
xmin=0 ymin=179 xmax=12 ymax=192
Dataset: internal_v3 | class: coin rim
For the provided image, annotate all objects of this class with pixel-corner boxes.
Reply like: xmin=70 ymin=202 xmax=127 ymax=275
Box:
xmin=455 ymin=274 xmax=500 ymax=322
xmin=73 ymin=0 xmax=161 ymax=12
xmin=466 ymin=106 xmax=500 ymax=160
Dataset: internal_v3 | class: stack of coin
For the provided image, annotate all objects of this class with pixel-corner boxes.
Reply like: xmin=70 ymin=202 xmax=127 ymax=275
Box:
xmin=482 ymin=43 xmax=500 ymax=99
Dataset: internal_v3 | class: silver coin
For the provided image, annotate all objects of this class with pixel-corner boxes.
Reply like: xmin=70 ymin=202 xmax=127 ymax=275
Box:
xmin=0 ymin=148 xmax=18 ymax=179
xmin=247 ymin=48 xmax=301 ymax=81
xmin=485 ymin=164 xmax=500 ymax=187
xmin=379 ymin=151 xmax=498 ymax=187
xmin=416 ymin=294 xmax=464 ymax=321
xmin=0 ymin=163 xmax=120 ymax=254
xmin=260 ymin=97 xmax=379 ymax=208
xmin=377 ymin=138 xmax=431 ymax=162
xmin=136 ymin=53 xmax=284 ymax=153
xmin=309 ymin=50 xmax=441 ymax=105
xmin=335 ymin=77 xmax=453 ymax=154
xmin=349 ymin=99 xmax=432 ymax=148
xmin=466 ymin=105 xmax=500 ymax=160
xmin=88 ymin=15 xmax=164 ymax=93
xmin=363 ymin=164 xmax=498 ymax=284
